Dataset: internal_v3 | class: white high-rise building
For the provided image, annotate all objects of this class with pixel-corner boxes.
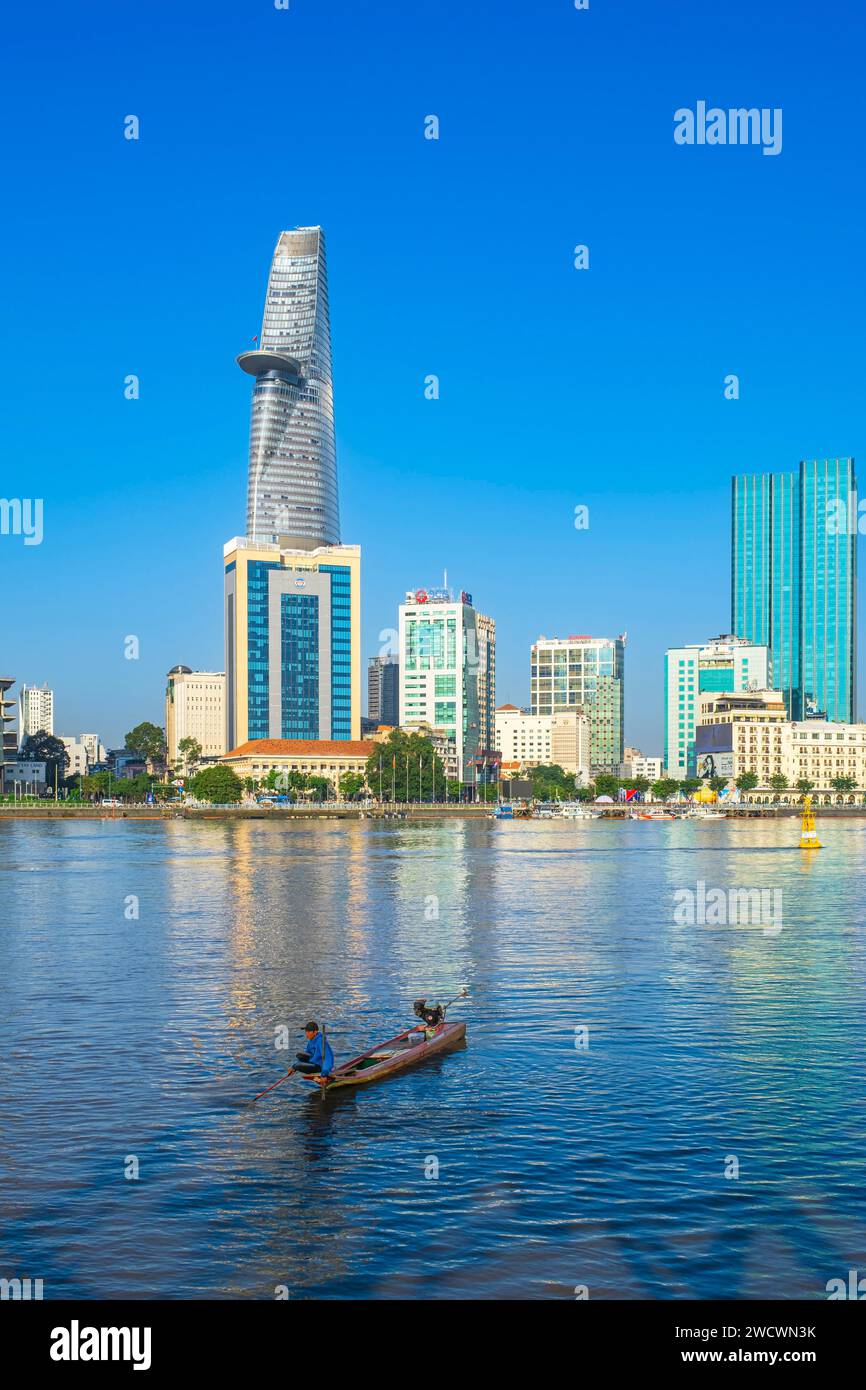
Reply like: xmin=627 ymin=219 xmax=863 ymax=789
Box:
xmin=59 ymin=738 xmax=88 ymax=778
xmin=664 ymin=635 xmax=770 ymax=778
xmin=18 ymin=683 xmax=54 ymax=740
xmin=399 ymin=584 xmax=493 ymax=784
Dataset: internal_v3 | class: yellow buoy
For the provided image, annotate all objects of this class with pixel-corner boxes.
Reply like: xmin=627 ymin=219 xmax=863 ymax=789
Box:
xmin=799 ymin=794 xmax=822 ymax=849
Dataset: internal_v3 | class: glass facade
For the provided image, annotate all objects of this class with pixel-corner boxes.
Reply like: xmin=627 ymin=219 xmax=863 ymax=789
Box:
xmin=280 ymin=594 xmax=319 ymax=739
xmin=241 ymin=228 xmax=340 ymax=550
xmin=530 ymin=636 xmax=625 ymax=771
xmin=242 ymin=557 xmax=354 ymax=742
xmin=732 ymin=460 xmax=856 ymax=722
xmin=800 ymin=458 xmax=856 ymax=723
xmin=247 ymin=560 xmax=281 ymax=740
xmin=320 ymin=564 xmax=352 ymax=741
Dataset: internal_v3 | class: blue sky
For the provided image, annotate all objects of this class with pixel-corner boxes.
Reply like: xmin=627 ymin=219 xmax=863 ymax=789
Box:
xmin=1 ymin=0 xmax=864 ymax=750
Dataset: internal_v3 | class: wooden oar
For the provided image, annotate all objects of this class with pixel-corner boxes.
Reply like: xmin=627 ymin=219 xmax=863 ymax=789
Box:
xmin=253 ymin=1068 xmax=295 ymax=1102
xmin=320 ymin=1024 xmax=328 ymax=1101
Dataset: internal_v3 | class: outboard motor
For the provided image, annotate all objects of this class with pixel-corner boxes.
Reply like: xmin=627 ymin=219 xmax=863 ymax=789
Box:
xmin=413 ymin=998 xmax=445 ymax=1027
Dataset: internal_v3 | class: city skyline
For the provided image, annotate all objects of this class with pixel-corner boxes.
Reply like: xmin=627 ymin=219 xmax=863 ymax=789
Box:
xmin=2 ymin=1 xmax=864 ymax=751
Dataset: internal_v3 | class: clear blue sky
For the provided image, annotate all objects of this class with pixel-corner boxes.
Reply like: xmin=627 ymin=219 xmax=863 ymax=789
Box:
xmin=2 ymin=0 xmax=864 ymax=750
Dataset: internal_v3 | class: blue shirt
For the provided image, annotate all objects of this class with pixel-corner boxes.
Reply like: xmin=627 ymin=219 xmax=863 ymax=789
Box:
xmin=305 ymin=1032 xmax=335 ymax=1076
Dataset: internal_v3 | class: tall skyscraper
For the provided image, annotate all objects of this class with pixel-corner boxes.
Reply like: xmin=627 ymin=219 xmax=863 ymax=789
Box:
xmin=367 ymin=655 xmax=399 ymax=727
xmin=732 ymin=459 xmax=856 ymax=722
xmin=663 ymin=635 xmax=770 ymax=778
xmin=225 ymin=229 xmax=361 ymax=750
xmin=238 ymin=228 xmax=339 ymax=550
xmin=530 ymin=634 xmax=625 ymax=773
xmin=398 ymin=584 xmax=493 ymax=784
xmin=224 ymin=538 xmax=361 ymax=750
xmin=18 ymin=683 xmax=54 ymax=740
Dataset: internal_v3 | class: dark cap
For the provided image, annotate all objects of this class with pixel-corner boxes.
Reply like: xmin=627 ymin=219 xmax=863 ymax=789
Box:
xmin=304 ymin=1020 xmax=318 ymax=1033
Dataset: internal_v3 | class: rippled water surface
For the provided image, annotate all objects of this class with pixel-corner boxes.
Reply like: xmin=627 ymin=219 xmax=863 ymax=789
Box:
xmin=1 ymin=815 xmax=865 ymax=1299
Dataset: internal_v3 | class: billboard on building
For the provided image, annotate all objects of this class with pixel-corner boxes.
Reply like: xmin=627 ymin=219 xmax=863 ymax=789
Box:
xmin=694 ymin=722 xmax=734 ymax=779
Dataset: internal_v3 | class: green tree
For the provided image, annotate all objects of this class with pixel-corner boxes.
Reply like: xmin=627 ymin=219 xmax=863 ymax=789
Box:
xmin=339 ymin=771 xmax=366 ymax=801
xmin=628 ymin=776 xmax=651 ymax=795
xmin=681 ymin=777 xmax=702 ymax=799
xmin=529 ymin=763 xmax=577 ymax=801
xmin=19 ymin=732 xmax=69 ymax=790
xmin=708 ymin=775 xmax=728 ymax=793
xmin=593 ymin=773 xmax=620 ymax=800
xmin=177 ymin=736 xmax=203 ymax=775
xmin=831 ymin=776 xmax=857 ymax=796
xmin=651 ymin=778 xmax=680 ymax=801
xmin=365 ymin=729 xmax=445 ymax=802
xmin=306 ymin=776 xmax=332 ymax=802
xmin=189 ymin=765 xmax=243 ymax=804
xmin=80 ymin=770 xmax=112 ymax=800
xmin=768 ymin=774 xmax=789 ymax=800
xmin=735 ymin=771 xmax=759 ymax=794
xmin=125 ymin=721 xmax=166 ymax=764
xmin=795 ymin=777 xmax=815 ymax=799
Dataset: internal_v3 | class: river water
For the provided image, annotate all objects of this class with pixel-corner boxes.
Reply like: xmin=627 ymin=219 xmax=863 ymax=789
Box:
xmin=1 ymin=814 xmax=864 ymax=1299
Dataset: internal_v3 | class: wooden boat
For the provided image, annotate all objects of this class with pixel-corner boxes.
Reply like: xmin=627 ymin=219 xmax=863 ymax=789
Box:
xmin=301 ymin=1019 xmax=466 ymax=1093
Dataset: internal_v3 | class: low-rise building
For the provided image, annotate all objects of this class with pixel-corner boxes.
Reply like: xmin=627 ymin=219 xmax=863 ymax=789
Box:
xmin=619 ymin=752 xmax=664 ymax=782
xmin=787 ymin=722 xmax=866 ymax=789
xmin=494 ymin=705 xmax=551 ymax=767
xmin=222 ymin=739 xmax=373 ymax=796
xmin=494 ymin=705 xmax=590 ymax=780
xmin=165 ymin=667 xmax=227 ymax=765
xmin=3 ymin=758 xmax=47 ymax=791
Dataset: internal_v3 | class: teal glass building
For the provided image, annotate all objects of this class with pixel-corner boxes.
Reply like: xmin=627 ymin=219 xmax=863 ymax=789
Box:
xmin=732 ymin=459 xmax=856 ymax=722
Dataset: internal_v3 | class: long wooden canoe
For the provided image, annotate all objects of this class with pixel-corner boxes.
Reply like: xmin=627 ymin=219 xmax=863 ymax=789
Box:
xmin=301 ymin=1020 xmax=466 ymax=1093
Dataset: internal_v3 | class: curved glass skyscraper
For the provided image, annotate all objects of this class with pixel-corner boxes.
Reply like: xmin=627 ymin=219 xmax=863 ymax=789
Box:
xmin=238 ymin=227 xmax=340 ymax=550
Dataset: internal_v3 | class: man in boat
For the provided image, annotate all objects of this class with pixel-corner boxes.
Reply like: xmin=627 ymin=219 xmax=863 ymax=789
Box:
xmin=290 ymin=1021 xmax=335 ymax=1081
xmin=412 ymin=998 xmax=445 ymax=1039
